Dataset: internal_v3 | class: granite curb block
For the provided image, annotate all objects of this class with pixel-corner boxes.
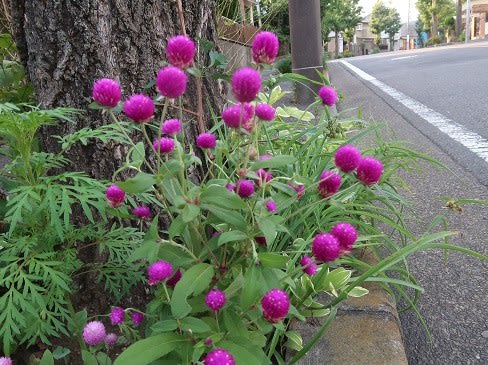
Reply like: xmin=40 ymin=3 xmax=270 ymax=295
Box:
xmin=293 ymin=249 xmax=409 ymax=365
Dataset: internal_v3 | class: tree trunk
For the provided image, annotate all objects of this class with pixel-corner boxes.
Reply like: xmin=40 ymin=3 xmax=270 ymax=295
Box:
xmin=431 ymin=0 xmax=438 ymax=38
xmin=9 ymin=0 xmax=224 ymax=180
xmin=456 ymin=0 xmax=462 ymax=37
xmin=334 ymin=32 xmax=339 ymax=58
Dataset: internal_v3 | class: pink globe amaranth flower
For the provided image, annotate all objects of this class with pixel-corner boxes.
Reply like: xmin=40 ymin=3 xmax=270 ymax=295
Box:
xmin=221 ymin=103 xmax=254 ymax=130
xmin=335 ymin=145 xmax=362 ymax=173
xmin=0 ymin=357 xmax=12 ymax=365
xmin=236 ymin=179 xmax=255 ymax=198
xmin=110 ymin=306 xmax=125 ymax=325
xmin=131 ymin=311 xmax=144 ymax=327
xmin=83 ymin=321 xmax=106 ymax=346
xmin=258 ymin=154 xmax=272 ymax=161
xmin=204 ymin=338 xmax=213 ymax=346
xmin=157 ymin=66 xmax=187 ymax=99
xmin=196 ymin=132 xmax=217 ymax=149
xmin=231 ymin=67 xmax=262 ymax=103
xmin=261 ymin=288 xmax=290 ymax=323
xmin=162 ymin=118 xmax=182 ymax=135
xmin=256 ymin=168 xmax=272 ymax=186
xmin=265 ymin=199 xmax=277 ymax=213
xmin=318 ymin=171 xmax=342 ymax=198
xmin=92 ymin=78 xmax=121 ymax=108
xmin=331 ymin=222 xmax=358 ymax=254
xmin=255 ymin=103 xmax=276 ymax=121
xmin=312 ymin=233 xmax=340 ymax=262
xmin=166 ymin=35 xmax=195 ymax=69
xmin=205 ymin=289 xmax=227 ymax=312
xmin=106 ymin=184 xmax=125 ymax=208
xmin=204 ymin=348 xmax=235 ymax=365
xmin=300 ymin=256 xmax=318 ymax=276
xmin=318 ymin=86 xmax=338 ymax=106
xmin=105 ymin=333 xmax=118 ymax=347
xmin=357 ymin=157 xmax=384 ymax=185
xmin=166 ymin=268 xmax=182 ymax=288
xmin=132 ymin=205 xmax=151 ymax=220
xmin=147 ymin=260 xmax=173 ymax=286
xmin=225 ymin=182 xmax=236 ymax=192
xmin=252 ymin=31 xmax=279 ymax=64
xmin=153 ymin=137 xmax=175 ymax=154
xmin=255 ymin=236 xmax=267 ymax=246
xmin=123 ymin=94 xmax=155 ymax=122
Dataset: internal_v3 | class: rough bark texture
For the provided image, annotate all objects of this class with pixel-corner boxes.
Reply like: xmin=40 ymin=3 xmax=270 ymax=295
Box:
xmin=9 ymin=0 xmax=224 ymax=179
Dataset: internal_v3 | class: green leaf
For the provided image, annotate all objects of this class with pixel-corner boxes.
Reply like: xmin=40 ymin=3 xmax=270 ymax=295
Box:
xmin=129 ymin=239 xmax=160 ymax=262
xmin=347 ymin=286 xmax=369 ymax=298
xmin=240 ymin=265 xmax=262 ymax=310
xmin=151 ymin=320 xmax=179 ymax=334
xmin=200 ymin=185 xmax=246 ymax=209
xmin=276 ymin=106 xmax=315 ymax=122
xmin=113 ymin=333 xmax=187 ymax=365
xmin=169 ymin=215 xmax=186 ymax=238
xmin=218 ymin=230 xmax=248 ymax=246
xmin=285 ymin=331 xmax=303 ymax=352
xmin=96 ymin=352 xmax=112 ymax=365
xmin=201 ymin=204 xmax=247 ymax=231
xmin=39 ymin=350 xmax=55 ymax=365
xmin=182 ymin=204 xmax=200 ymax=223
xmin=117 ymin=172 xmax=156 ymax=193
xmin=316 ymin=267 xmax=352 ymax=294
xmin=187 ymin=67 xmax=202 ymax=77
xmin=180 ymin=317 xmax=211 ymax=333
xmin=219 ymin=340 xmax=266 ymax=365
xmin=52 ymin=346 xmax=71 ymax=360
xmin=251 ymin=155 xmax=296 ymax=170
xmin=257 ymin=216 xmax=276 ymax=246
xmin=171 ymin=263 xmax=214 ymax=319
xmin=82 ymin=350 xmax=98 ymax=365
xmin=257 ymin=253 xmax=289 ymax=269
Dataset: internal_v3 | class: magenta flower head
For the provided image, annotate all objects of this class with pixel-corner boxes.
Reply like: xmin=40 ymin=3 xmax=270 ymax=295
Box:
xmin=92 ymin=78 xmax=121 ymax=108
xmin=312 ymin=233 xmax=340 ymax=262
xmin=300 ymin=256 xmax=318 ymax=276
xmin=166 ymin=35 xmax=195 ymax=69
xmin=153 ymin=137 xmax=175 ymax=154
xmin=132 ymin=205 xmax=151 ymax=220
xmin=0 ymin=357 xmax=12 ymax=365
xmin=261 ymin=288 xmax=290 ymax=323
xmin=204 ymin=348 xmax=235 ymax=365
xmin=123 ymin=94 xmax=155 ymax=122
xmin=106 ymin=184 xmax=125 ymax=208
xmin=357 ymin=157 xmax=384 ymax=185
xmin=231 ymin=67 xmax=261 ymax=103
xmin=318 ymin=171 xmax=342 ymax=198
xmin=147 ymin=260 xmax=173 ymax=286
xmin=236 ymin=179 xmax=255 ymax=198
xmin=256 ymin=168 xmax=272 ymax=186
xmin=83 ymin=321 xmax=106 ymax=346
xmin=265 ymin=199 xmax=277 ymax=213
xmin=335 ymin=145 xmax=362 ymax=173
xmin=110 ymin=306 xmax=125 ymax=325
xmin=318 ymin=86 xmax=338 ymax=106
xmin=221 ymin=103 xmax=254 ymax=129
xmin=162 ymin=119 xmax=182 ymax=135
xmin=252 ymin=31 xmax=279 ymax=64
xmin=331 ymin=222 xmax=358 ymax=254
xmin=205 ymin=289 xmax=227 ymax=312
xmin=131 ymin=311 xmax=144 ymax=327
xmin=196 ymin=132 xmax=217 ymax=149
xmin=255 ymin=103 xmax=276 ymax=121
xmin=105 ymin=333 xmax=118 ymax=347
xmin=289 ymin=182 xmax=305 ymax=200
xmin=166 ymin=268 xmax=182 ymax=288
xmin=255 ymin=236 xmax=267 ymax=246
xmin=157 ymin=66 xmax=187 ymax=99
xmin=225 ymin=182 xmax=236 ymax=192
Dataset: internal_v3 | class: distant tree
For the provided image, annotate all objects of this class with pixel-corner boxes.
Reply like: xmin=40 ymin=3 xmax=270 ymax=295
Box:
xmin=320 ymin=0 xmax=362 ymax=57
xmin=370 ymin=1 xmax=401 ymax=50
xmin=417 ymin=0 xmax=456 ymax=40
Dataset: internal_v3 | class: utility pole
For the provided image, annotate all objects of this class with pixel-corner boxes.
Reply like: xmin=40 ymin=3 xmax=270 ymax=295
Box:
xmin=407 ymin=0 xmax=411 ymax=50
xmin=465 ymin=0 xmax=471 ymax=43
xmin=288 ymin=0 xmax=323 ymax=104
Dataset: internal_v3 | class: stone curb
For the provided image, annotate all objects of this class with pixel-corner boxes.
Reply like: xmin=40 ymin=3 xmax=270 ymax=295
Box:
xmin=292 ymin=249 xmax=409 ymax=365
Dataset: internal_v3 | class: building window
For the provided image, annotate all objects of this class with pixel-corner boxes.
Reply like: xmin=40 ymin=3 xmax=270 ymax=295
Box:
xmin=356 ymin=23 xmax=363 ymax=31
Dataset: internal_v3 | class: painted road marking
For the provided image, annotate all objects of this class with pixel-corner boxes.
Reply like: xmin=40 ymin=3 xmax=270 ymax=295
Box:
xmin=391 ymin=55 xmax=418 ymax=61
xmin=341 ymin=60 xmax=488 ymax=163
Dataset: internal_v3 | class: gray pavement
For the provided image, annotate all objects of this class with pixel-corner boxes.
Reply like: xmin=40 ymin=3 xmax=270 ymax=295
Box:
xmin=328 ymin=60 xmax=488 ymax=365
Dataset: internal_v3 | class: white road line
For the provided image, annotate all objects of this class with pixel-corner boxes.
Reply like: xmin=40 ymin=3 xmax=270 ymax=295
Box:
xmin=391 ymin=55 xmax=418 ymax=61
xmin=341 ymin=60 xmax=488 ymax=163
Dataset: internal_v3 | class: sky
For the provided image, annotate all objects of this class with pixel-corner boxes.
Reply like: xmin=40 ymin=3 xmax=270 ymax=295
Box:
xmin=358 ymin=0 xmax=419 ymax=23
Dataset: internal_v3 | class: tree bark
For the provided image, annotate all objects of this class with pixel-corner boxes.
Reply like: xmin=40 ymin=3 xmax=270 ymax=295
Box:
xmin=456 ymin=0 xmax=462 ymax=37
xmin=9 ymin=0 xmax=224 ymax=180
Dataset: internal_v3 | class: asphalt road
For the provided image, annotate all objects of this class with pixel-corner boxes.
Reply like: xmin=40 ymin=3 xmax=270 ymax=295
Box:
xmin=328 ymin=43 xmax=488 ymax=365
